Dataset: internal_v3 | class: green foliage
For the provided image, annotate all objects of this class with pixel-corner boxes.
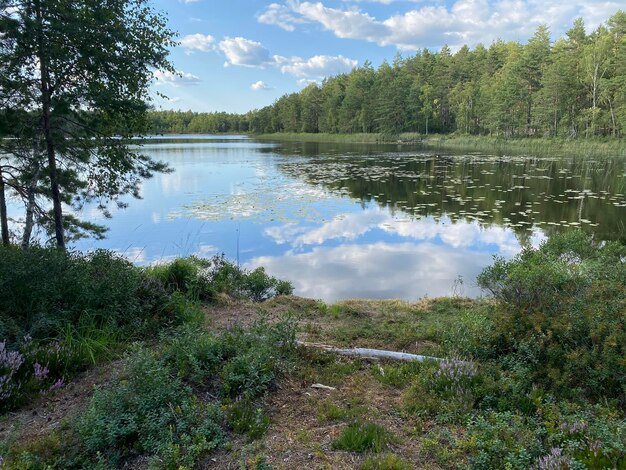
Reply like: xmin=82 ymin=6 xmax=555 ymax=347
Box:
xmin=226 ymin=399 xmax=270 ymax=439
xmin=332 ymin=422 xmax=396 ymax=453
xmin=477 ymin=231 xmax=626 ymax=402
xmin=404 ymin=359 xmax=480 ymax=423
xmin=371 ymin=362 xmax=423 ymax=389
xmin=161 ymin=317 xmax=297 ymax=398
xmin=0 ymin=246 xmax=168 ymax=344
xmin=456 ymin=404 xmax=626 ymax=470
xmin=147 ymin=255 xmax=294 ymax=303
xmin=0 ymin=0 xmax=176 ymax=247
xmin=74 ymin=317 xmax=296 ymax=467
xmin=317 ymin=400 xmax=348 ymax=423
xmin=460 ymin=411 xmax=542 ymax=469
xmin=79 ymin=348 xmax=224 ymax=468
xmin=206 ymin=255 xmax=294 ymax=302
xmin=360 ymin=454 xmax=412 ymax=470
xmin=147 ymin=257 xmax=210 ymax=299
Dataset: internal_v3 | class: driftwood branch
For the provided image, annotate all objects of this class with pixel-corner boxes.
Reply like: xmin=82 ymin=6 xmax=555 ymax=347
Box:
xmin=298 ymin=341 xmax=442 ymax=363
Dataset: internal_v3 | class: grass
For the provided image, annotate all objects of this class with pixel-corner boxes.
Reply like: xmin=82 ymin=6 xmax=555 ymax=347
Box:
xmin=332 ymin=421 xmax=397 ymax=453
xmin=420 ymin=134 xmax=626 ymax=158
xmin=361 ymin=454 xmax=413 ymax=470
xmin=300 ymin=297 xmax=484 ymax=356
xmin=254 ymin=132 xmax=389 ymax=144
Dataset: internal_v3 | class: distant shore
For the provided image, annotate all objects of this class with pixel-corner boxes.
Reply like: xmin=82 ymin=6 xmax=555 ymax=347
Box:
xmin=253 ymin=132 xmax=626 ymax=157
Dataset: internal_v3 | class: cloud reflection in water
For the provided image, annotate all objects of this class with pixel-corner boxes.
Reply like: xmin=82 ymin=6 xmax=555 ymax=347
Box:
xmin=253 ymin=211 xmax=547 ymax=301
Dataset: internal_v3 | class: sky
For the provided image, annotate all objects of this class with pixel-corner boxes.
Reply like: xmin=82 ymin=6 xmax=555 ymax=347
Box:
xmin=151 ymin=0 xmax=625 ymax=114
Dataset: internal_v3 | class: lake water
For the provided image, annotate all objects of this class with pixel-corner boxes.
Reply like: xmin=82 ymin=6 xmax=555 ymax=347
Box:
xmin=57 ymin=135 xmax=626 ymax=301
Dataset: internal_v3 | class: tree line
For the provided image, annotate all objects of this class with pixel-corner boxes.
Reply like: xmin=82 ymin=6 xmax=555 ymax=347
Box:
xmin=151 ymin=13 xmax=626 ymax=139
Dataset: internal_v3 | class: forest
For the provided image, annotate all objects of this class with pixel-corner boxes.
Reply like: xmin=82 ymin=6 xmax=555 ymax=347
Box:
xmin=149 ymin=13 xmax=626 ymax=138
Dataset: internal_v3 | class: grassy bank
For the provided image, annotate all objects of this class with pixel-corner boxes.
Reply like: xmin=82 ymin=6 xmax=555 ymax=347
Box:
xmin=421 ymin=134 xmax=626 ymax=158
xmin=254 ymin=132 xmax=387 ymax=144
xmin=254 ymin=132 xmax=626 ymax=157
xmin=1 ymin=232 xmax=625 ymax=469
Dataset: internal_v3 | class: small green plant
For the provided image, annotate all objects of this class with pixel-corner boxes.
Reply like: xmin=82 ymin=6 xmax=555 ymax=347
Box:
xmin=226 ymin=399 xmax=270 ymax=439
xmin=317 ymin=400 xmax=348 ymax=423
xmin=360 ymin=454 xmax=412 ymax=470
xmin=332 ymin=422 xmax=395 ymax=453
xmin=371 ymin=362 xmax=422 ymax=389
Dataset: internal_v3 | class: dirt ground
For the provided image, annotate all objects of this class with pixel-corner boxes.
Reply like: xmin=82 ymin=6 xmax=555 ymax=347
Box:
xmin=2 ymin=296 xmax=475 ymax=469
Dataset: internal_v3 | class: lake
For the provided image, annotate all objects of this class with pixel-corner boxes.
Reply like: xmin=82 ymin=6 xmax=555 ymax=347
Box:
xmin=64 ymin=135 xmax=626 ymax=302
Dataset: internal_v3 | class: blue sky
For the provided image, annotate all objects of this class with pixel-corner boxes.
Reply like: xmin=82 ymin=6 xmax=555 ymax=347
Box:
xmin=151 ymin=0 xmax=624 ymax=113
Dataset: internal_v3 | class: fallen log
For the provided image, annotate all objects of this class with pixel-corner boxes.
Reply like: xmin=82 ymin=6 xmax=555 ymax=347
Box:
xmin=298 ymin=341 xmax=442 ymax=363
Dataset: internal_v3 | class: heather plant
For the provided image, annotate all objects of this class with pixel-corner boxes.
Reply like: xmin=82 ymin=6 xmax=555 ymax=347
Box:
xmin=0 ymin=338 xmax=71 ymax=411
xmin=0 ymin=341 xmax=24 ymax=404
xmin=404 ymin=358 xmax=480 ymax=422
xmin=532 ymin=448 xmax=574 ymax=470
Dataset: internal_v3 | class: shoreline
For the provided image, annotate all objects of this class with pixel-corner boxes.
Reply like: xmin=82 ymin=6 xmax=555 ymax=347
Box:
xmin=252 ymin=132 xmax=626 ymax=157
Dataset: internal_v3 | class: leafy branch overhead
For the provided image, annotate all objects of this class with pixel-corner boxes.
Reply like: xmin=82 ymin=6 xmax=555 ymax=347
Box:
xmin=0 ymin=0 xmax=177 ymax=247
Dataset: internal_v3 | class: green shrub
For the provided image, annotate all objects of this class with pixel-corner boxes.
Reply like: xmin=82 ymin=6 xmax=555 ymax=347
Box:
xmin=477 ymin=231 xmax=626 ymax=402
xmin=160 ymin=325 xmax=224 ymax=386
xmin=332 ymin=422 xmax=396 ymax=453
xmin=161 ymin=317 xmax=296 ymax=399
xmin=146 ymin=257 xmax=212 ymax=300
xmin=79 ymin=348 xmax=224 ymax=468
xmin=462 ymin=411 xmax=543 ymax=469
xmin=222 ymin=350 xmax=276 ymax=399
xmin=0 ymin=247 xmax=166 ymax=344
xmin=206 ymin=255 xmax=294 ymax=301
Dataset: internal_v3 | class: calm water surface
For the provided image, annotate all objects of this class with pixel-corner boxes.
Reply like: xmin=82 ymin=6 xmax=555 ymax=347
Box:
xmin=67 ymin=135 xmax=626 ymax=301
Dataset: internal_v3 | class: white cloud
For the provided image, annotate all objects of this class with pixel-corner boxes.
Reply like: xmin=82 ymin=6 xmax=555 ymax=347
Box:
xmin=251 ymin=80 xmax=273 ymax=91
xmin=259 ymin=0 xmax=625 ymax=51
xmin=343 ymin=0 xmax=423 ymax=3
xmin=180 ymin=33 xmax=215 ymax=52
xmin=277 ymin=54 xmax=357 ymax=77
xmin=217 ymin=36 xmax=358 ymax=79
xmin=257 ymin=3 xmax=306 ymax=31
xmin=153 ymin=70 xmax=201 ymax=87
xmin=219 ymin=37 xmax=272 ymax=67
xmin=297 ymin=78 xmax=320 ymax=87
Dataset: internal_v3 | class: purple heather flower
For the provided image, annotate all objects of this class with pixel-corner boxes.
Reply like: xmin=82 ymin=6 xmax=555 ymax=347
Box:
xmin=0 ymin=342 xmax=24 ymax=371
xmin=33 ymin=363 xmax=50 ymax=380
xmin=533 ymin=448 xmax=573 ymax=470
xmin=48 ymin=378 xmax=64 ymax=392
